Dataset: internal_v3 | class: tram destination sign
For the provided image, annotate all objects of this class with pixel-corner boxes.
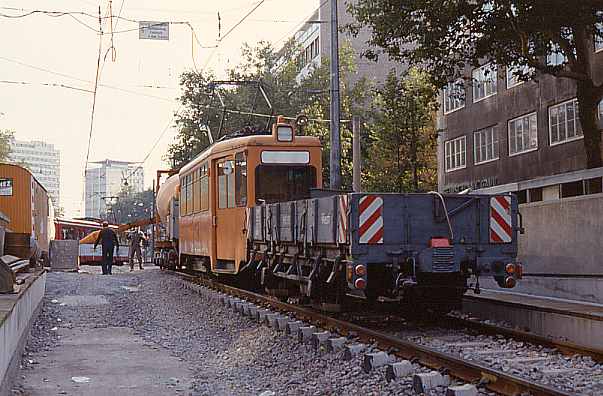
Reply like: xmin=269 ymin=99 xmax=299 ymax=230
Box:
xmin=0 ymin=178 xmax=12 ymax=196
xmin=139 ymin=21 xmax=169 ymax=40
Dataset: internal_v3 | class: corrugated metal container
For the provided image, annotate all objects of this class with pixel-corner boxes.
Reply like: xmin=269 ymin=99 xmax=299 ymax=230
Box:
xmin=0 ymin=164 xmax=51 ymax=257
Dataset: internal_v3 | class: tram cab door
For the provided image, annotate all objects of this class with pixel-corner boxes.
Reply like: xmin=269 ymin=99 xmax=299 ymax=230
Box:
xmin=213 ymin=154 xmax=247 ymax=273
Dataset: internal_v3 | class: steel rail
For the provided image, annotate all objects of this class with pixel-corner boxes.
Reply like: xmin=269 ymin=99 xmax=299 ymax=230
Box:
xmin=176 ymin=272 xmax=572 ymax=396
xmin=444 ymin=314 xmax=603 ymax=363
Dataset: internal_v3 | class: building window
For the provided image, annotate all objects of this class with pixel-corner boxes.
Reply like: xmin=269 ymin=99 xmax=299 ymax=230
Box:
xmin=547 ymin=42 xmax=567 ymax=66
xmin=549 ymin=99 xmax=582 ymax=145
xmin=506 ymin=65 xmax=531 ymax=89
xmin=508 ymin=112 xmax=538 ymax=156
xmin=474 ymin=126 xmax=499 ymax=164
xmin=599 ymin=100 xmax=603 ymax=119
xmin=472 ymin=63 xmax=497 ymax=102
xmin=596 ymin=22 xmax=603 ymax=52
xmin=443 ymin=81 xmax=465 ymax=114
xmin=444 ymin=136 xmax=467 ymax=172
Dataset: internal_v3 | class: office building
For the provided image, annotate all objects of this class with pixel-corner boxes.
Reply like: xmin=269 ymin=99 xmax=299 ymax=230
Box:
xmin=84 ymin=159 xmax=144 ymax=219
xmin=9 ymin=139 xmax=61 ymax=206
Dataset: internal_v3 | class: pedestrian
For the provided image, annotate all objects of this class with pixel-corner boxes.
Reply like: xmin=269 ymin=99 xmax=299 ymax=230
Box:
xmin=129 ymin=227 xmax=147 ymax=271
xmin=94 ymin=221 xmax=119 ymax=275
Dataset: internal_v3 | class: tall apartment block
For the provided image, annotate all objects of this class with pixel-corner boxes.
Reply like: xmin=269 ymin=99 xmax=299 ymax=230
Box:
xmin=9 ymin=138 xmax=61 ymax=207
xmin=84 ymin=159 xmax=144 ymax=219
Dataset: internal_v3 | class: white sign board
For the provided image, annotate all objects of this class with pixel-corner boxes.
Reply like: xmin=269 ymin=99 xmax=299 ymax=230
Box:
xmin=139 ymin=21 xmax=169 ymax=40
xmin=0 ymin=178 xmax=13 ymax=196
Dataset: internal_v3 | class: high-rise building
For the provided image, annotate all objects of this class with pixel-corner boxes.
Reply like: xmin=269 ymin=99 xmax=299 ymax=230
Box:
xmin=279 ymin=1 xmax=405 ymax=86
xmin=84 ymin=159 xmax=144 ymax=219
xmin=9 ymin=139 xmax=61 ymax=207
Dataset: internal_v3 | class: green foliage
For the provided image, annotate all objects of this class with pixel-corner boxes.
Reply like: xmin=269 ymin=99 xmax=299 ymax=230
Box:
xmin=106 ymin=188 xmax=154 ymax=224
xmin=364 ymin=69 xmax=438 ymax=193
xmin=0 ymin=129 xmax=14 ymax=162
xmin=167 ymin=39 xmax=377 ymax=190
xmin=349 ymin=0 xmax=603 ymax=167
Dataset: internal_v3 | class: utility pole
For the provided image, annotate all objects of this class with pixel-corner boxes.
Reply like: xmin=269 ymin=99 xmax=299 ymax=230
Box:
xmin=329 ymin=0 xmax=342 ymax=190
xmin=352 ymin=116 xmax=361 ymax=192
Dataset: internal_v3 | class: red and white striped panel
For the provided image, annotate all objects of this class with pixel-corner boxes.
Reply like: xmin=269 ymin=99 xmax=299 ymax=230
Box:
xmin=337 ymin=195 xmax=349 ymax=244
xmin=358 ymin=195 xmax=384 ymax=244
xmin=490 ymin=195 xmax=512 ymax=243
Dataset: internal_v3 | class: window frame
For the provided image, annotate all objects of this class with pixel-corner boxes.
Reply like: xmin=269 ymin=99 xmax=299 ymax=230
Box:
xmin=443 ymin=81 xmax=466 ymax=115
xmin=473 ymin=126 xmax=499 ymax=165
xmin=505 ymin=65 xmax=529 ymax=89
xmin=444 ymin=135 xmax=467 ymax=172
xmin=546 ymin=41 xmax=569 ymax=66
xmin=595 ymin=22 xmax=603 ymax=53
xmin=508 ymin=112 xmax=539 ymax=157
xmin=193 ymin=169 xmax=200 ymax=213
xmin=179 ymin=177 xmax=187 ymax=216
xmin=199 ymin=162 xmax=209 ymax=212
xmin=217 ymin=159 xmax=236 ymax=209
xmin=548 ymin=98 xmax=583 ymax=146
xmin=235 ymin=152 xmax=247 ymax=207
xmin=472 ymin=63 xmax=498 ymax=103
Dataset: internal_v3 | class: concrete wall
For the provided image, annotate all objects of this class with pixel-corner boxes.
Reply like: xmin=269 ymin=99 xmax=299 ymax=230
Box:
xmin=0 ymin=272 xmax=46 ymax=396
xmin=482 ymin=193 xmax=603 ymax=303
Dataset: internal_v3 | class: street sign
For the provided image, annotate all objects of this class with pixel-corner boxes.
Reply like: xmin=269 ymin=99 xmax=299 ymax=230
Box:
xmin=139 ymin=21 xmax=169 ymax=41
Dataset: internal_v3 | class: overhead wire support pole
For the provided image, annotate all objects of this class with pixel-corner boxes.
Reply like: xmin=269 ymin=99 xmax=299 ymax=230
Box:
xmin=329 ymin=0 xmax=342 ymax=190
xmin=84 ymin=5 xmax=104 ymax=172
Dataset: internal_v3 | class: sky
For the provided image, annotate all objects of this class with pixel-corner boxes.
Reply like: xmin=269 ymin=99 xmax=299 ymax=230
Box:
xmin=0 ymin=0 xmax=318 ymax=217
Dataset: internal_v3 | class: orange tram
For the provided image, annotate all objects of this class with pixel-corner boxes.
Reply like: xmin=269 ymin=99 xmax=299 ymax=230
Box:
xmin=157 ymin=118 xmax=321 ymax=275
xmin=155 ymin=118 xmax=521 ymax=311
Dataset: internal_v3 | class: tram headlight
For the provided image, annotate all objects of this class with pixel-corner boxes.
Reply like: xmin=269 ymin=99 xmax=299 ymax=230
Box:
xmin=276 ymin=125 xmax=293 ymax=142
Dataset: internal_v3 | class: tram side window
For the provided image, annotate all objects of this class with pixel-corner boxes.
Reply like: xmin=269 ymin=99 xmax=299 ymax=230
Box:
xmin=235 ymin=152 xmax=247 ymax=207
xmin=180 ymin=178 xmax=187 ymax=216
xmin=218 ymin=160 xmax=236 ymax=209
xmin=200 ymin=163 xmax=209 ymax=211
xmin=186 ymin=174 xmax=193 ymax=215
xmin=193 ymin=169 xmax=201 ymax=213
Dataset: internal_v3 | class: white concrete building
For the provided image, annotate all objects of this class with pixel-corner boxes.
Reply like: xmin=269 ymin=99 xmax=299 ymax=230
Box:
xmin=280 ymin=2 xmax=404 ymax=86
xmin=9 ymin=139 xmax=61 ymax=206
xmin=84 ymin=159 xmax=144 ymax=219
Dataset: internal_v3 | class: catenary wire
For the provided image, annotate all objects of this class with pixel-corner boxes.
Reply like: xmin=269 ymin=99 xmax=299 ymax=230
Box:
xmin=0 ymin=79 xmax=94 ymax=93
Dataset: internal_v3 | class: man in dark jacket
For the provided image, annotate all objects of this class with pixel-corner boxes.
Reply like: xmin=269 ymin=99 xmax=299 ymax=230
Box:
xmin=94 ymin=222 xmax=119 ymax=275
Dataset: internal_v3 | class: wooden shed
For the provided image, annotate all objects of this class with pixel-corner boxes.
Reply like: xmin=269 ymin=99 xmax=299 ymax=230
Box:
xmin=0 ymin=164 xmax=52 ymax=259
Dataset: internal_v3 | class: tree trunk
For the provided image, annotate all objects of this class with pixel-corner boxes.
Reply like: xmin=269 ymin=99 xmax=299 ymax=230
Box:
xmin=576 ymin=82 xmax=602 ymax=169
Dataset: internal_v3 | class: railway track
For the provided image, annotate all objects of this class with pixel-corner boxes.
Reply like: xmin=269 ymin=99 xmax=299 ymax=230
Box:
xmin=172 ymin=270 xmax=601 ymax=396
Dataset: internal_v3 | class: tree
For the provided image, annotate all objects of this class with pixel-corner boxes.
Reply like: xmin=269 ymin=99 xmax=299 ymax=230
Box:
xmin=364 ymin=69 xmax=438 ymax=193
xmin=167 ymin=39 xmax=376 ymax=191
xmin=106 ymin=188 xmax=154 ymax=225
xmin=349 ymin=1 xmax=603 ymax=168
xmin=0 ymin=129 xmax=14 ymax=162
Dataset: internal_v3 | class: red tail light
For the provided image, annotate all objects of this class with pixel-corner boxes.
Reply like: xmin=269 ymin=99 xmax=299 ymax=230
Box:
xmin=355 ymin=264 xmax=366 ymax=276
xmin=355 ymin=278 xmax=366 ymax=290
xmin=505 ymin=276 xmax=516 ymax=288
xmin=505 ymin=263 xmax=516 ymax=275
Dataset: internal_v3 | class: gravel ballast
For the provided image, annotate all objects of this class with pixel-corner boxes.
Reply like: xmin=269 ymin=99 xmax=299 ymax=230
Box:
xmin=13 ymin=266 xmax=455 ymax=396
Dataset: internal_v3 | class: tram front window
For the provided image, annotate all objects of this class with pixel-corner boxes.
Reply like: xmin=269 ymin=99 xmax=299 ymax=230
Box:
xmin=255 ymin=165 xmax=316 ymax=203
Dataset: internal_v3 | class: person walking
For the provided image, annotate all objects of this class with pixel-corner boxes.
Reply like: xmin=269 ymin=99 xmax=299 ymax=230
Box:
xmin=94 ymin=221 xmax=119 ymax=275
xmin=129 ymin=228 xmax=147 ymax=271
